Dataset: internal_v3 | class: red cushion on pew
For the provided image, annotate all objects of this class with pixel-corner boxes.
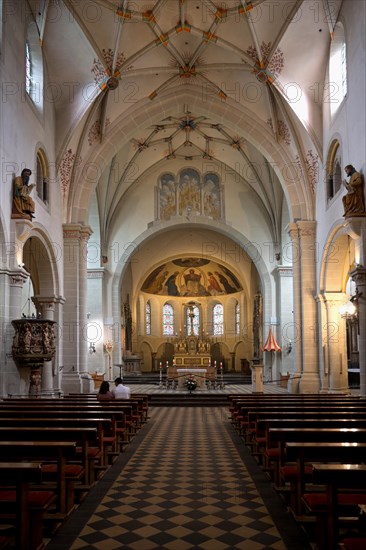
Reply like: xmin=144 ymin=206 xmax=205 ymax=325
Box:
xmin=103 ymin=437 xmax=116 ymax=443
xmin=0 ymin=490 xmax=55 ymax=508
xmin=266 ymin=448 xmax=280 ymax=459
xmin=280 ymin=465 xmax=313 ymax=481
xmin=342 ymin=538 xmax=366 ymax=550
xmin=41 ymin=464 xmax=84 ymax=477
xmin=76 ymin=446 xmax=100 ymax=457
xmin=303 ymin=492 xmax=366 ymax=510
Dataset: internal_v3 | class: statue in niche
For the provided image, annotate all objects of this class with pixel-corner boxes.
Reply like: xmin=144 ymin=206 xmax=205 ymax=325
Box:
xmin=12 ymin=168 xmax=36 ymax=220
xmin=342 ymin=165 xmax=366 ymax=218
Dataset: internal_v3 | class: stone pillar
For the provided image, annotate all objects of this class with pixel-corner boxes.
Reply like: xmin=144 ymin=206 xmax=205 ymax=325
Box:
xmin=251 ymin=364 xmax=264 ymax=393
xmin=350 ymin=267 xmax=366 ymax=397
xmin=5 ymin=270 xmax=29 ymax=395
xmin=151 ymin=352 xmax=157 ymax=372
xmin=230 ymin=351 xmax=235 ymax=372
xmin=32 ymin=296 xmax=63 ymax=397
xmin=62 ymin=224 xmax=93 ymax=394
xmin=323 ymin=293 xmax=349 ymax=393
xmin=273 ymin=265 xmax=294 ymax=381
xmin=286 ymin=224 xmax=302 ymax=393
xmin=287 ymin=221 xmax=319 ymax=393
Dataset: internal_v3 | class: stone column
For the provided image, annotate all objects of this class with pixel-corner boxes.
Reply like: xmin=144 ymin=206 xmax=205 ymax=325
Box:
xmin=287 ymin=221 xmax=319 ymax=393
xmin=230 ymin=351 xmax=235 ymax=372
xmin=62 ymin=224 xmax=93 ymax=394
xmin=286 ymin=224 xmax=302 ymax=392
xmin=32 ymin=298 xmax=55 ymax=394
xmin=297 ymin=221 xmax=319 ymax=392
xmin=4 ymin=270 xmax=29 ymax=395
xmin=273 ymin=265 xmax=294 ymax=381
xmin=323 ymin=293 xmax=349 ymax=393
xmin=151 ymin=351 xmax=157 ymax=372
xmin=350 ymin=267 xmax=366 ymax=396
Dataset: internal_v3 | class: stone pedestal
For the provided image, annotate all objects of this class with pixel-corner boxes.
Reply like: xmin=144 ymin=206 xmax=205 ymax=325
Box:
xmin=251 ymin=364 xmax=264 ymax=393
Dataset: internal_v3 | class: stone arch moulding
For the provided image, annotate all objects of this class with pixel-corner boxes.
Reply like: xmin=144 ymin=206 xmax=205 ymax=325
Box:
xmin=319 ymin=221 xmax=357 ymax=294
xmin=67 ymin=87 xmax=313 ymax=224
xmin=110 ymin=221 xmax=272 ymax=364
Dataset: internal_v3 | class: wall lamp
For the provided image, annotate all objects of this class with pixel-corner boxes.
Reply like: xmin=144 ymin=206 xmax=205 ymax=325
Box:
xmin=285 ymin=341 xmax=292 ymax=354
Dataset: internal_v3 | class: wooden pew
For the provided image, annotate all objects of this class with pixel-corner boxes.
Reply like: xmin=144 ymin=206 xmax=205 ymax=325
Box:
xmin=302 ymin=464 xmax=366 ymax=550
xmin=0 ymin=462 xmax=55 ymax=550
xmin=283 ymin=441 xmax=366 ymax=515
xmin=0 ymin=441 xmax=79 ymax=516
xmin=0 ymin=427 xmax=97 ymax=487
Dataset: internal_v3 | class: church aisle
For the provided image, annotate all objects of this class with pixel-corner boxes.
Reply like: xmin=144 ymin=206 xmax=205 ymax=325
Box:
xmin=47 ymin=408 xmax=311 ymax=550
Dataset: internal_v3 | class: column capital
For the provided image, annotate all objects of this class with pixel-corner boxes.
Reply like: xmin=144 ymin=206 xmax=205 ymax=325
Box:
xmin=63 ymin=224 xmax=93 ymax=241
xmin=6 ymin=269 xmax=29 ymax=287
xmin=286 ymin=222 xmax=299 ymax=240
xmin=350 ymin=266 xmax=366 ymax=287
xmin=296 ymin=220 xmax=317 ymax=239
xmin=272 ymin=265 xmax=293 ymax=278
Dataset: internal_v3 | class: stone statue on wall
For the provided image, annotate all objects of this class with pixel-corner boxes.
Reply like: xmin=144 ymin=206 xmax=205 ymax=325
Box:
xmin=12 ymin=168 xmax=36 ymax=220
xmin=342 ymin=165 xmax=366 ymax=218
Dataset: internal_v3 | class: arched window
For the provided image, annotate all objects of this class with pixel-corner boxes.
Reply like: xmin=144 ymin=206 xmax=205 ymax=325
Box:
xmin=163 ymin=303 xmax=174 ymax=336
xmin=326 ymin=139 xmax=342 ymax=201
xmin=235 ymin=302 xmax=240 ymax=335
xmin=213 ymin=303 xmax=224 ymax=336
xmin=186 ymin=305 xmax=200 ymax=336
xmin=25 ymin=41 xmax=32 ymax=95
xmin=25 ymin=21 xmax=43 ymax=111
xmin=329 ymin=23 xmax=347 ymax=116
xmin=145 ymin=301 xmax=151 ymax=335
xmin=36 ymin=148 xmax=49 ymax=204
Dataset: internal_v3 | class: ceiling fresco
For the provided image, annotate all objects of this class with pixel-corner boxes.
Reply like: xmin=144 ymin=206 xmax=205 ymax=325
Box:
xmin=141 ymin=258 xmax=242 ymax=297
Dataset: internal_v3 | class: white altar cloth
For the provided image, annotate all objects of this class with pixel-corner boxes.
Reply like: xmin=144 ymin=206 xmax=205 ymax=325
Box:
xmin=177 ymin=368 xmax=207 ymax=389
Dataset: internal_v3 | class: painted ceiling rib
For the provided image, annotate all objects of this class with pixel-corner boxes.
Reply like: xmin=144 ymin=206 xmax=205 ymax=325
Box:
xmin=38 ymin=0 xmax=50 ymax=46
xmin=152 ymin=0 xmax=170 ymax=17
xmin=265 ymin=86 xmax=280 ymax=143
xmin=90 ymin=0 xmax=116 ymax=11
xmin=189 ymin=25 xmax=256 ymax=67
xmin=322 ymin=0 xmax=337 ymax=36
xmin=266 ymin=0 xmax=303 ymax=63
xmin=99 ymin=154 xmax=116 ymax=246
xmin=111 ymin=0 xmax=126 ymax=72
xmin=271 ymin=87 xmax=315 ymax=218
xmin=67 ymin=88 xmax=108 ymax=216
xmin=179 ymin=0 xmax=187 ymax=23
xmin=62 ymin=0 xmax=109 ymax=69
xmin=239 ymin=0 xmax=263 ymax=64
xmin=188 ymin=16 xmax=221 ymax=70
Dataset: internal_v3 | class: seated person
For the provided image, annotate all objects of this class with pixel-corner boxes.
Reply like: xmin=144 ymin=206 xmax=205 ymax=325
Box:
xmin=97 ymin=380 xmax=115 ymax=401
xmin=112 ymin=377 xmax=131 ymax=399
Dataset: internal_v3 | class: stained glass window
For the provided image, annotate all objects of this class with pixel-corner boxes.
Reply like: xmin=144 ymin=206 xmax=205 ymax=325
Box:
xmin=213 ymin=304 xmax=224 ymax=335
xmin=25 ymin=42 xmax=32 ymax=95
xmin=163 ymin=303 xmax=174 ymax=336
xmin=235 ymin=302 xmax=240 ymax=335
xmin=146 ymin=301 xmax=151 ymax=335
xmin=187 ymin=305 xmax=200 ymax=336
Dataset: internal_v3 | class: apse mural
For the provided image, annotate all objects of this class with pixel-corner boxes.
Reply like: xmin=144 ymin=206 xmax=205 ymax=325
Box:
xmin=141 ymin=259 xmax=242 ymax=297
xmin=157 ymin=169 xmax=222 ymax=220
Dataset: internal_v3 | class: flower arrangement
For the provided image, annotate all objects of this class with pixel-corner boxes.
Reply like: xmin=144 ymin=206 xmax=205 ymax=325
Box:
xmin=185 ymin=375 xmax=197 ymax=392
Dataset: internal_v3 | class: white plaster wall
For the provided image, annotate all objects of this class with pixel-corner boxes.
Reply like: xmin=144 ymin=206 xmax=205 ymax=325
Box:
xmin=317 ymin=1 xmax=366 ymax=280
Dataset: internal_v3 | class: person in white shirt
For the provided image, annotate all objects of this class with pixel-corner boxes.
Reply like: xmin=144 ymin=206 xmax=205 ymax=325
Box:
xmin=112 ymin=377 xmax=131 ymax=399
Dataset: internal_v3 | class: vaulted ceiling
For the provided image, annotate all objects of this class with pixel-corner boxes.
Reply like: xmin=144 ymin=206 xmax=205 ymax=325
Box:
xmin=29 ymin=0 xmax=341 ymax=238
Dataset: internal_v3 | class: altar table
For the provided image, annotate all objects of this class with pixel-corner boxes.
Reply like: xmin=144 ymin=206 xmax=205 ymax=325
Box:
xmin=177 ymin=368 xmax=207 ymax=389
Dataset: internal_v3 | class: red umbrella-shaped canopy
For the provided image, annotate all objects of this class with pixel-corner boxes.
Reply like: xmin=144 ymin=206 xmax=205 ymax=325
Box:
xmin=263 ymin=328 xmax=281 ymax=352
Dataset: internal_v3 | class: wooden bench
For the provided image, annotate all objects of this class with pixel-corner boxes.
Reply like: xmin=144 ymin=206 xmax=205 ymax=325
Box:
xmin=0 ymin=426 xmax=98 ymax=487
xmin=0 ymin=462 xmax=55 ymax=550
xmin=302 ymin=464 xmax=366 ymax=550
xmin=0 ymin=441 xmax=80 ymax=516
xmin=283 ymin=441 xmax=366 ymax=515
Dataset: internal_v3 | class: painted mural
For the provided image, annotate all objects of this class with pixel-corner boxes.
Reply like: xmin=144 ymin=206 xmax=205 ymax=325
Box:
xmin=141 ymin=258 xmax=242 ymax=297
xmin=158 ymin=169 xmax=222 ymax=220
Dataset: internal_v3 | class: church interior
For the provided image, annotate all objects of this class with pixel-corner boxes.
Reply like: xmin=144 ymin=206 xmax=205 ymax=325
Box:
xmin=0 ymin=1 xmax=366 ymax=549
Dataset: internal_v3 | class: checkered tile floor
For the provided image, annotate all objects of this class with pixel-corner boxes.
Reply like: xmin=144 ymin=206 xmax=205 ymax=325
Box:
xmin=47 ymin=407 xmax=311 ymax=550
